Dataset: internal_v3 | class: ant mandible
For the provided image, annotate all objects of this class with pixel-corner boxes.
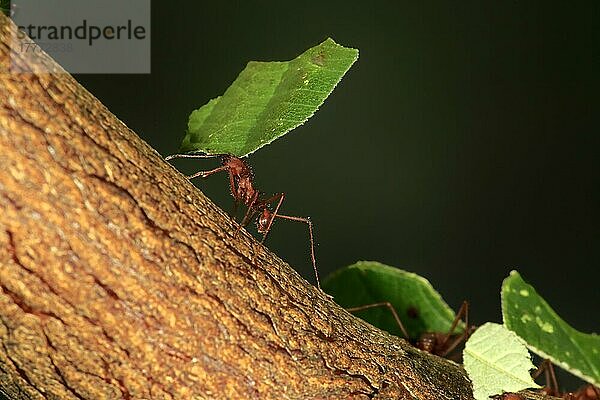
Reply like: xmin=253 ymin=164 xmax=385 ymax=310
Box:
xmin=347 ymin=300 xmax=475 ymax=359
xmin=165 ymin=153 xmax=321 ymax=290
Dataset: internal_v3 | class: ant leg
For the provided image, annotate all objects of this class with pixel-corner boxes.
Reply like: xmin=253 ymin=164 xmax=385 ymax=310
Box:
xmin=164 ymin=153 xmax=229 ymax=180
xmin=546 ymin=360 xmax=559 ymax=396
xmin=530 ymin=359 xmax=546 ymax=379
xmin=271 ymin=213 xmax=320 ymax=291
xmin=237 ymin=192 xmax=260 ymax=236
xmin=255 ymin=193 xmax=321 ymax=290
xmin=439 ymin=327 xmax=471 ymax=357
xmin=258 ymin=193 xmax=286 ymax=243
xmin=532 ymin=360 xmax=559 ymax=396
xmin=228 ymin=170 xmax=240 ymax=217
xmin=164 ymin=153 xmax=226 ymax=161
xmin=438 ymin=301 xmax=470 ymax=357
xmin=346 ymin=302 xmax=409 ymax=340
xmin=188 ymin=165 xmax=229 ymax=180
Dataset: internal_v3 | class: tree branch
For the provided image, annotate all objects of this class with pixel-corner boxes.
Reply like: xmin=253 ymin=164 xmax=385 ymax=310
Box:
xmin=0 ymin=14 xmax=557 ymax=400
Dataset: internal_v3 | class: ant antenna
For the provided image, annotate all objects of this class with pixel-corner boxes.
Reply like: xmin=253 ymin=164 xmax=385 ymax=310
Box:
xmin=438 ymin=301 xmax=471 ymax=357
xmin=531 ymin=359 xmax=560 ymax=396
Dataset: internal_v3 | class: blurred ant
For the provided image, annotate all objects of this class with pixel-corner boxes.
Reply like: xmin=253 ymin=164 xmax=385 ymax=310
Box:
xmin=532 ymin=360 xmax=600 ymax=400
xmin=492 ymin=359 xmax=600 ymax=400
xmin=565 ymin=385 xmax=600 ymax=400
xmin=490 ymin=393 xmax=525 ymax=400
xmin=415 ymin=301 xmax=475 ymax=358
xmin=165 ymin=153 xmax=320 ymax=289
xmin=347 ymin=300 xmax=475 ymax=359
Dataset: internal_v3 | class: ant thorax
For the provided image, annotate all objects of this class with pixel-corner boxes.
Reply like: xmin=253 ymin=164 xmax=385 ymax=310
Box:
xmin=222 ymin=156 xmax=257 ymax=204
xmin=237 ymin=175 xmax=257 ymax=204
xmin=222 ymin=155 xmax=249 ymax=176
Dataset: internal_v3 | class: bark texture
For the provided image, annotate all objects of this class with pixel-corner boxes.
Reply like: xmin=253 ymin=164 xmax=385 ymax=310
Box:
xmin=0 ymin=14 xmax=558 ymax=400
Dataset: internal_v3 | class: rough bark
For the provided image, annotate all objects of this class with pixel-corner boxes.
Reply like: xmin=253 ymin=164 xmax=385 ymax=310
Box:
xmin=0 ymin=14 xmax=558 ymax=400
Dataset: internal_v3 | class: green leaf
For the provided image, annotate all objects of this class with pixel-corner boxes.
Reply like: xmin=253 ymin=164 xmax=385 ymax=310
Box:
xmin=322 ymin=261 xmax=462 ymax=339
xmin=179 ymin=38 xmax=358 ymax=157
xmin=0 ymin=0 xmax=9 ymax=16
xmin=463 ymin=322 xmax=540 ymax=400
xmin=502 ymin=270 xmax=600 ymax=386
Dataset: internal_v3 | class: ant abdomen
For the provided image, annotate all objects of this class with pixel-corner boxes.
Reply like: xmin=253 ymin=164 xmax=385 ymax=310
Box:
xmin=256 ymin=209 xmax=271 ymax=233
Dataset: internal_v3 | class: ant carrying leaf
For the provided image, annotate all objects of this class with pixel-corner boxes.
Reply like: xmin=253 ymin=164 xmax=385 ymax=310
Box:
xmin=492 ymin=361 xmax=600 ymax=400
xmin=167 ymin=39 xmax=358 ymax=290
xmin=348 ymin=300 xmax=475 ymax=360
xmin=531 ymin=360 xmax=600 ymax=400
xmin=177 ymin=38 xmax=358 ymax=157
xmin=323 ymin=262 xmax=466 ymax=340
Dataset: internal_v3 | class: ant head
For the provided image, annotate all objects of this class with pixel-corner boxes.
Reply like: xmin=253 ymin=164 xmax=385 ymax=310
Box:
xmin=223 ymin=156 xmax=250 ymax=176
xmin=256 ymin=208 xmax=272 ymax=233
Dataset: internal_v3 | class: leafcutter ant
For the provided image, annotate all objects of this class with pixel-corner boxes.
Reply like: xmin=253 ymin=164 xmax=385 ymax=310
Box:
xmin=532 ymin=360 xmax=600 ymax=400
xmin=347 ymin=300 xmax=475 ymax=359
xmin=565 ymin=385 xmax=600 ymax=400
xmin=165 ymin=153 xmax=321 ymax=289
xmin=438 ymin=354 xmax=599 ymax=400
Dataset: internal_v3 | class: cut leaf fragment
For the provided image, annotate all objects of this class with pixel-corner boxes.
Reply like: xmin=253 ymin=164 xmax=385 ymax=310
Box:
xmin=179 ymin=38 xmax=358 ymax=157
xmin=323 ymin=261 xmax=462 ymax=339
xmin=463 ymin=322 xmax=540 ymax=400
xmin=502 ymin=270 xmax=600 ymax=386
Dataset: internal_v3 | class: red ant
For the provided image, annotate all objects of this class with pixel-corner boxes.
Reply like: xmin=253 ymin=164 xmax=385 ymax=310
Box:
xmin=494 ymin=389 xmax=600 ymax=400
xmin=495 ymin=360 xmax=600 ymax=400
xmin=565 ymin=386 xmax=600 ymax=400
xmin=347 ymin=300 xmax=475 ymax=359
xmin=531 ymin=360 xmax=600 ymax=400
xmin=165 ymin=153 xmax=321 ymax=289
xmin=490 ymin=393 xmax=526 ymax=400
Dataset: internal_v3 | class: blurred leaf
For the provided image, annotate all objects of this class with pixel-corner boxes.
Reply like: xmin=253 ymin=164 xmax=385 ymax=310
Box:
xmin=502 ymin=270 xmax=600 ymax=386
xmin=323 ymin=261 xmax=461 ymax=339
xmin=179 ymin=37 xmax=358 ymax=157
xmin=463 ymin=322 xmax=540 ymax=400
xmin=0 ymin=0 xmax=9 ymax=16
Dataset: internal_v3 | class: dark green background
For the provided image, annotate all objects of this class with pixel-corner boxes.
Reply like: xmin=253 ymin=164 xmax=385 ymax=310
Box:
xmin=74 ymin=1 xmax=597 ymax=388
